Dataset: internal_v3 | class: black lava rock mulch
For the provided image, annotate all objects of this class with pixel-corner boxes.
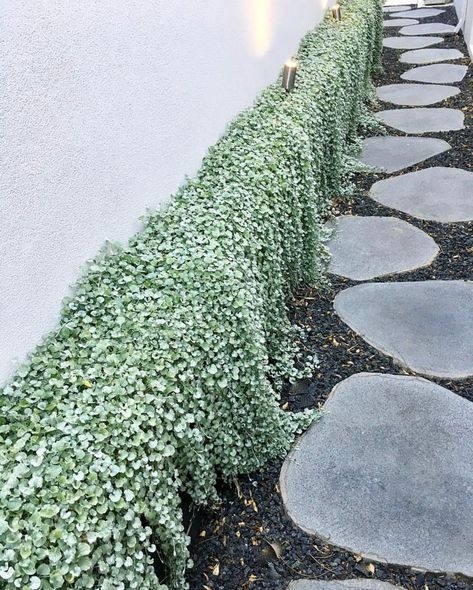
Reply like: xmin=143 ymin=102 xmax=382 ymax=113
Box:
xmin=187 ymin=7 xmax=473 ymax=590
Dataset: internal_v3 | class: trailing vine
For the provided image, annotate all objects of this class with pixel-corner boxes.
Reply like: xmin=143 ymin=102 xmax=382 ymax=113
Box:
xmin=0 ymin=1 xmax=382 ymax=588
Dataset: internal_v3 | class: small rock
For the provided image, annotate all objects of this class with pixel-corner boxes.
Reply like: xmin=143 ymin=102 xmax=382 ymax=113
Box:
xmin=267 ymin=562 xmax=281 ymax=580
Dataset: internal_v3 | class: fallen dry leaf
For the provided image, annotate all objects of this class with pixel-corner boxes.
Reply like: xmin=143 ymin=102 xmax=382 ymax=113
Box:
xmin=269 ymin=541 xmax=282 ymax=559
xmin=211 ymin=562 xmax=220 ymax=576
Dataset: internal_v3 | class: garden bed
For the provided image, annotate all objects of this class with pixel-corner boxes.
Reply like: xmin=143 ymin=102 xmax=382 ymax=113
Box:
xmin=0 ymin=1 xmax=382 ymax=588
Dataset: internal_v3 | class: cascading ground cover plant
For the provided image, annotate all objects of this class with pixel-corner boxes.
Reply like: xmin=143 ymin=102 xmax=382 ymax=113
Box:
xmin=0 ymin=1 xmax=382 ymax=588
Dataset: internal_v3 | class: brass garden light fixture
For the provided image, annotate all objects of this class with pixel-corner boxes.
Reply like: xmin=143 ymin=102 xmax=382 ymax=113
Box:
xmin=282 ymin=58 xmax=298 ymax=92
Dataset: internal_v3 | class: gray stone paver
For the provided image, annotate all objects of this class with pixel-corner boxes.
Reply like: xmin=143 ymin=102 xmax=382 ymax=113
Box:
xmin=359 ymin=136 xmax=450 ymax=172
xmin=400 ymin=47 xmax=464 ymax=63
xmin=391 ymin=7 xmax=445 ymax=17
xmin=384 ymin=18 xmax=419 ymax=26
xmin=288 ymin=581 xmax=406 ymax=590
xmin=383 ymin=35 xmax=443 ymax=49
xmin=334 ymin=281 xmax=473 ymax=378
xmin=370 ymin=167 xmax=473 ymax=222
xmin=376 ymin=107 xmax=464 ymax=133
xmin=281 ymin=373 xmax=473 ymax=575
xmin=326 ymin=216 xmax=439 ymax=281
xmin=401 ymin=63 xmax=468 ymax=83
xmin=400 ymin=22 xmax=456 ymax=35
xmin=383 ymin=5 xmax=412 ymax=12
xmin=376 ymin=83 xmax=459 ymax=105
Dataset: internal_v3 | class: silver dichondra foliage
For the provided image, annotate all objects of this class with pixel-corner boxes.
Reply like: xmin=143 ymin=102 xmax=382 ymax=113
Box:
xmin=0 ymin=1 xmax=382 ymax=588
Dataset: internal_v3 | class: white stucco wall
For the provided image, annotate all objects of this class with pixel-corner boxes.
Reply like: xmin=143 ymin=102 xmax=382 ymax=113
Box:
xmin=0 ymin=0 xmax=329 ymax=384
xmin=455 ymin=0 xmax=473 ymax=56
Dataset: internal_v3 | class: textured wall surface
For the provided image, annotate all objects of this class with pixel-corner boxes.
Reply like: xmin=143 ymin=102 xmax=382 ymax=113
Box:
xmin=455 ymin=0 xmax=473 ymax=56
xmin=0 ymin=0 xmax=329 ymax=384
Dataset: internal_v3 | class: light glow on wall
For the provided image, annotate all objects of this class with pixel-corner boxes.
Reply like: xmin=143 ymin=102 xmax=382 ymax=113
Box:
xmin=243 ymin=0 xmax=273 ymax=57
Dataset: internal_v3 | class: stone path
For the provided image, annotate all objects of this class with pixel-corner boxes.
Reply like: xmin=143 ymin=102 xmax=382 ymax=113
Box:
xmin=370 ymin=167 xmax=473 ymax=222
xmin=401 ymin=63 xmax=468 ymax=82
xmin=376 ymin=107 xmax=464 ymax=132
xmin=360 ymin=136 xmax=450 ymax=172
xmin=383 ymin=5 xmax=412 ymax=12
xmin=383 ymin=35 xmax=443 ymax=48
xmin=281 ymin=374 xmax=473 ymax=575
xmin=326 ymin=216 xmax=439 ymax=281
xmin=334 ymin=281 xmax=473 ymax=378
xmin=376 ymin=82 xmax=459 ymax=105
xmin=399 ymin=47 xmax=464 ymax=63
xmin=282 ymin=6 xmax=473 ymax=587
xmin=391 ymin=7 xmax=445 ymax=17
xmin=289 ymin=581 xmax=406 ymax=590
xmin=384 ymin=18 xmax=419 ymax=27
xmin=399 ymin=22 xmax=456 ymax=35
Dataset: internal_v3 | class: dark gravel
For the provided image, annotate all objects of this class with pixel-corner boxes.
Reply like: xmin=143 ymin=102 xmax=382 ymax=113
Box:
xmin=187 ymin=7 xmax=473 ymax=590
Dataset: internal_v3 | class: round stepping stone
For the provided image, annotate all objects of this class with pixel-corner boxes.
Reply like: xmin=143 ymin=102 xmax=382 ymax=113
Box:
xmin=392 ymin=7 xmax=445 ymax=16
xmin=400 ymin=47 xmax=464 ymax=63
xmin=385 ymin=0 xmax=416 ymax=6
xmin=383 ymin=5 xmax=413 ymax=12
xmin=383 ymin=35 xmax=443 ymax=49
xmin=400 ymin=22 xmax=456 ymax=35
xmin=281 ymin=373 xmax=473 ymax=575
xmin=360 ymin=136 xmax=450 ymax=173
xmin=384 ymin=18 xmax=420 ymax=26
xmin=289 ymin=581 xmax=406 ymax=590
xmin=326 ymin=216 xmax=438 ymax=281
xmin=370 ymin=167 xmax=473 ymax=222
xmin=401 ymin=63 xmax=468 ymax=83
xmin=377 ymin=107 xmax=464 ymax=133
xmin=376 ymin=83 xmax=459 ymax=106
xmin=334 ymin=281 xmax=473 ymax=378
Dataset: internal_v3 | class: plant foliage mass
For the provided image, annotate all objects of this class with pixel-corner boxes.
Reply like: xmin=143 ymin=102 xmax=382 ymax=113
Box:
xmin=0 ymin=2 xmax=382 ymax=588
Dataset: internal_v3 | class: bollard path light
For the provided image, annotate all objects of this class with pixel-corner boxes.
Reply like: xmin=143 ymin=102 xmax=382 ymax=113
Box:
xmin=331 ymin=3 xmax=342 ymax=21
xmin=282 ymin=58 xmax=298 ymax=92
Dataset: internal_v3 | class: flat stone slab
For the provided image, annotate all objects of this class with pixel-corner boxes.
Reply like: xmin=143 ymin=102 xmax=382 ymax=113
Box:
xmin=384 ymin=0 xmax=416 ymax=6
xmin=384 ymin=18 xmax=419 ymax=26
xmin=401 ymin=63 xmax=468 ymax=83
xmin=326 ymin=216 xmax=438 ymax=281
xmin=334 ymin=281 xmax=473 ymax=378
xmin=281 ymin=373 xmax=473 ymax=575
xmin=289 ymin=581 xmax=406 ymax=590
xmin=370 ymin=167 xmax=473 ymax=222
xmin=383 ymin=5 xmax=412 ymax=11
xmin=376 ymin=107 xmax=464 ymax=133
xmin=383 ymin=35 xmax=443 ymax=49
xmin=376 ymin=83 xmax=459 ymax=105
xmin=400 ymin=47 xmax=464 ymax=63
xmin=400 ymin=22 xmax=456 ymax=35
xmin=392 ymin=7 xmax=445 ymax=17
xmin=359 ymin=136 xmax=450 ymax=173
